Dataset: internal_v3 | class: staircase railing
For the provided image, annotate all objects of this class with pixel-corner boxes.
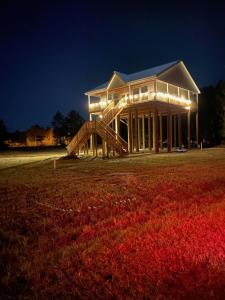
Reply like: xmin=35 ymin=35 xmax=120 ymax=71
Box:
xmin=100 ymin=120 xmax=128 ymax=151
xmin=101 ymin=98 xmax=125 ymax=125
xmin=67 ymin=120 xmax=128 ymax=155
xmin=67 ymin=121 xmax=90 ymax=154
xmin=102 ymin=100 xmax=115 ymax=116
xmin=67 ymin=97 xmax=128 ymax=156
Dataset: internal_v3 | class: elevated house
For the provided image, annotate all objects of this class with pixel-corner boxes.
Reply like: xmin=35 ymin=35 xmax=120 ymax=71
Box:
xmin=67 ymin=60 xmax=200 ymax=157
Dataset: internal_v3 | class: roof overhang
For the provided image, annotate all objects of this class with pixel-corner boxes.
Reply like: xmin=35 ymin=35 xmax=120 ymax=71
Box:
xmin=158 ymin=60 xmax=200 ymax=94
xmin=126 ymin=75 xmax=156 ymax=86
xmin=85 ymin=60 xmax=200 ymax=96
xmin=180 ymin=61 xmax=201 ymax=94
xmin=85 ymin=88 xmax=106 ymax=96
xmin=106 ymin=72 xmax=126 ymax=90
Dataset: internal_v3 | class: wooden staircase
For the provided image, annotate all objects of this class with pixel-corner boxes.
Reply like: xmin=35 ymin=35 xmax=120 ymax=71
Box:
xmin=67 ymin=98 xmax=128 ymax=156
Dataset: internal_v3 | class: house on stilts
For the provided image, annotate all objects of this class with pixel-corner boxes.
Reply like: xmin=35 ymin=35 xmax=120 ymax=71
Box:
xmin=67 ymin=60 xmax=200 ymax=157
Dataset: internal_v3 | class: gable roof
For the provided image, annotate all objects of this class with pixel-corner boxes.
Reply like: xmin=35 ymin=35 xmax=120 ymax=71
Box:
xmin=85 ymin=60 xmax=184 ymax=94
xmin=125 ymin=60 xmax=179 ymax=82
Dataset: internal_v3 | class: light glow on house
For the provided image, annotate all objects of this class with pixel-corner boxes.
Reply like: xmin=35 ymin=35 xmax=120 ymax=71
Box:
xmin=67 ymin=60 xmax=200 ymax=157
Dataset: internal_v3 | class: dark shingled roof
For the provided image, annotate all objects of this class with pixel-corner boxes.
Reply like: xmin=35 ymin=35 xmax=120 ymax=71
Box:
xmin=87 ymin=60 xmax=180 ymax=93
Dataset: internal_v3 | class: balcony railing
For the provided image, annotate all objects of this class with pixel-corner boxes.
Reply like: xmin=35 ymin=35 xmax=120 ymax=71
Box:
xmin=89 ymin=98 xmax=109 ymax=113
xmin=89 ymin=80 xmax=197 ymax=113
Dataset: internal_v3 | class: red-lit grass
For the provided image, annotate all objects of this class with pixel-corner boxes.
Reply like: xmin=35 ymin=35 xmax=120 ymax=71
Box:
xmin=0 ymin=149 xmax=225 ymax=299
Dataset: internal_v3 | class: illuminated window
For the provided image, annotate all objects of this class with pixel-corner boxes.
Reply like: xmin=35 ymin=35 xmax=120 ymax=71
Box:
xmin=141 ymin=86 xmax=148 ymax=100
xmin=132 ymin=88 xmax=139 ymax=102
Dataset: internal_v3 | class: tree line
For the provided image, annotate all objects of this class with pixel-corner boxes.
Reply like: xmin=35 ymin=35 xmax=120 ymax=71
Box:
xmin=0 ymin=110 xmax=84 ymax=148
xmin=199 ymin=80 xmax=225 ymax=144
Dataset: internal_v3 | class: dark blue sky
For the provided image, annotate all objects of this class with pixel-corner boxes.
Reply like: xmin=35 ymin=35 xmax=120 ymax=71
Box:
xmin=1 ymin=0 xmax=225 ymax=131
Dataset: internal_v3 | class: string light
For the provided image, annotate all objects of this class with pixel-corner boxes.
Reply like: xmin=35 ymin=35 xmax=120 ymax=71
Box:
xmin=89 ymin=89 xmax=192 ymax=110
xmin=155 ymin=92 xmax=192 ymax=105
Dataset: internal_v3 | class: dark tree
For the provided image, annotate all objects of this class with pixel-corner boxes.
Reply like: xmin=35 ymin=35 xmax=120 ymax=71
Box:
xmin=199 ymin=85 xmax=215 ymax=141
xmin=51 ymin=110 xmax=84 ymax=145
xmin=51 ymin=111 xmax=67 ymax=138
xmin=65 ymin=110 xmax=84 ymax=137
xmin=215 ymin=80 xmax=225 ymax=143
xmin=9 ymin=130 xmax=26 ymax=144
xmin=199 ymin=80 xmax=225 ymax=144
xmin=0 ymin=119 xmax=8 ymax=148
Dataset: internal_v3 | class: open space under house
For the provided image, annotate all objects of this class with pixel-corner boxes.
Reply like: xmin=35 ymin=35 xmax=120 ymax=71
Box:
xmin=67 ymin=60 xmax=200 ymax=157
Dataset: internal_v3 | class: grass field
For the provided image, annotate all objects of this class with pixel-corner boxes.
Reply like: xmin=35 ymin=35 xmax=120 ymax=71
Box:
xmin=0 ymin=149 xmax=225 ymax=299
xmin=0 ymin=148 xmax=66 ymax=169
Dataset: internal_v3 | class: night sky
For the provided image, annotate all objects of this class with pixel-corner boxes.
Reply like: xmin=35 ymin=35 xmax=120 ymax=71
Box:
xmin=1 ymin=0 xmax=225 ymax=131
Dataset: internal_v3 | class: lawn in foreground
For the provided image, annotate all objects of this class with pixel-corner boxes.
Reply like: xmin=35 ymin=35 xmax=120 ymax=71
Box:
xmin=0 ymin=149 xmax=225 ymax=299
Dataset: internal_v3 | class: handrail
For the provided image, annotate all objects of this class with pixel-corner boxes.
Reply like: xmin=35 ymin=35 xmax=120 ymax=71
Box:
xmin=99 ymin=121 xmax=127 ymax=149
xmin=101 ymin=97 xmax=125 ymax=125
xmin=102 ymin=100 xmax=114 ymax=116
xmin=96 ymin=122 xmax=128 ymax=154
xmin=67 ymin=96 xmax=128 ymax=156
xmin=67 ymin=120 xmax=128 ymax=156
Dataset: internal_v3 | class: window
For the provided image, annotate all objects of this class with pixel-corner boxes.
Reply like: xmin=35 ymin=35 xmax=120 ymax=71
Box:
xmin=141 ymin=86 xmax=148 ymax=100
xmin=141 ymin=86 xmax=148 ymax=93
xmin=132 ymin=88 xmax=139 ymax=102
xmin=113 ymin=93 xmax=119 ymax=100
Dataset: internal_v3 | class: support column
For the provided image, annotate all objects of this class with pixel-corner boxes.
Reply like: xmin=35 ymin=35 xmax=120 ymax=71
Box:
xmin=106 ymin=140 xmax=109 ymax=158
xmin=142 ymin=115 xmax=145 ymax=149
xmin=173 ymin=115 xmax=177 ymax=148
xmin=148 ymin=111 xmax=152 ymax=151
xmin=86 ymin=138 xmax=89 ymax=156
xmin=112 ymin=119 xmax=115 ymax=156
xmin=196 ymin=111 xmax=199 ymax=148
xmin=102 ymin=138 xmax=105 ymax=158
xmin=128 ymin=111 xmax=132 ymax=153
xmin=115 ymin=115 xmax=120 ymax=135
xmin=196 ymin=94 xmax=199 ymax=148
xmin=95 ymin=132 xmax=98 ymax=156
xmin=153 ymin=108 xmax=159 ymax=153
xmin=167 ymin=111 xmax=172 ymax=153
xmin=187 ymin=109 xmax=191 ymax=149
xmin=90 ymin=114 xmax=94 ymax=155
xmin=135 ymin=110 xmax=139 ymax=152
xmin=138 ymin=117 xmax=141 ymax=149
xmin=159 ymin=114 xmax=163 ymax=150
xmin=131 ymin=112 xmax=134 ymax=152
xmin=178 ymin=112 xmax=182 ymax=148
xmin=153 ymin=114 xmax=155 ymax=151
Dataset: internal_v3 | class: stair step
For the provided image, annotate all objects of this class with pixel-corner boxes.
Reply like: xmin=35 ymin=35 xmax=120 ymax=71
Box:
xmin=67 ymin=98 xmax=128 ymax=156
